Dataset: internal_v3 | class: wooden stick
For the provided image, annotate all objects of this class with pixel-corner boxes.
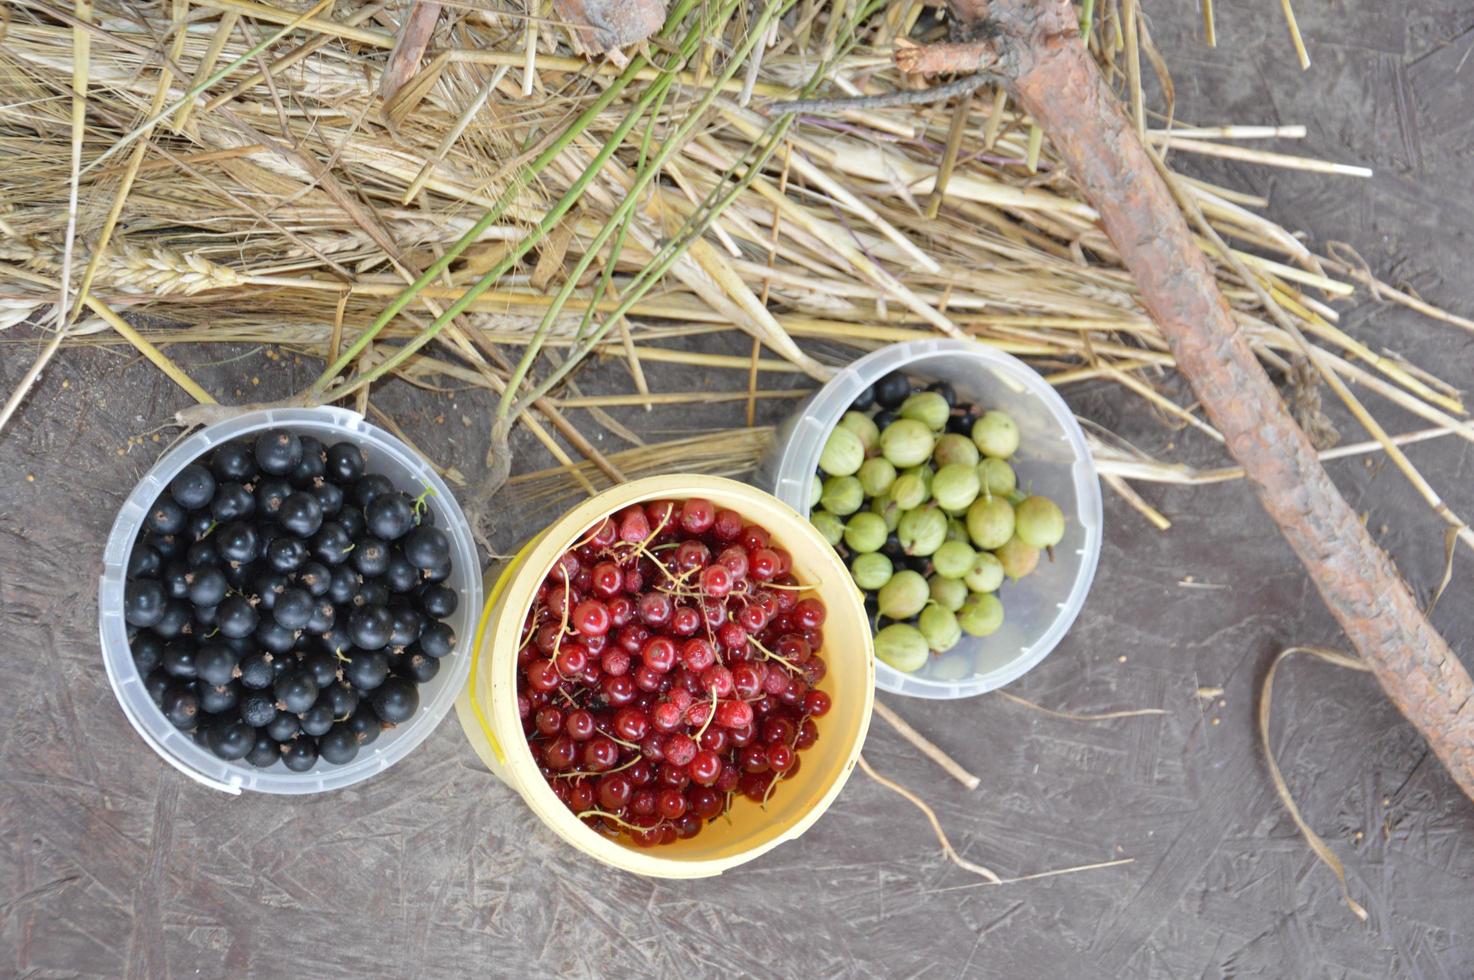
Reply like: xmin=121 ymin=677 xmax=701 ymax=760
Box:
xmin=872 ymin=700 xmax=981 ymax=791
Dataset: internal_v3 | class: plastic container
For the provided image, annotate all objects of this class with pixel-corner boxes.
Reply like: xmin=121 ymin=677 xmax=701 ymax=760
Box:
xmin=760 ymin=339 xmax=1102 ymax=700
xmin=454 ymin=475 xmax=874 ymax=878
xmin=99 ymin=407 xmax=482 ymax=795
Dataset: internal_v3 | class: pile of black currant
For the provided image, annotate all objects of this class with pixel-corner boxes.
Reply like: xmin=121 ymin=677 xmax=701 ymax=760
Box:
xmin=121 ymin=428 xmax=459 ymax=772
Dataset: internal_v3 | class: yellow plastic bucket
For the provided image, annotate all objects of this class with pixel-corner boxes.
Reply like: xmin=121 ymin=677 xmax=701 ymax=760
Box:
xmin=454 ymin=475 xmax=875 ymax=878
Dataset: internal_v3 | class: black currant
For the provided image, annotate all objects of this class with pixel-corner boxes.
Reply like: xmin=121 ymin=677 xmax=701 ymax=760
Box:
xmin=372 ymin=676 xmax=419 ymax=725
xmin=317 ymin=723 xmax=359 ymax=765
xmin=352 ymin=537 xmax=390 ymax=578
xmin=324 ymin=682 xmax=359 ymax=718
xmin=289 ymin=434 xmax=326 ymax=487
xmin=347 ymin=605 xmax=393 ymax=650
xmin=211 ymin=482 xmax=255 ymax=522
xmin=388 ymin=606 xmax=423 ymax=647
xmin=311 ymin=480 xmax=344 ymax=517
xmin=383 ymin=555 xmax=419 ymax=594
xmin=419 ymin=556 xmax=452 ymax=585
xmin=187 ymin=566 xmax=228 ymax=608
xmin=278 ymin=492 xmax=323 ymax=538
xmin=401 ymin=652 xmax=439 ymax=684
xmin=162 ymin=684 xmax=201 ymax=729
xmin=352 ymin=473 xmax=394 ymax=509
xmin=150 ymin=601 xmax=193 ymax=639
xmin=946 ymin=406 xmax=979 ymax=436
xmin=300 ymin=649 xmax=339 ymax=689
xmin=254 ymin=430 xmax=302 ymax=476
xmin=217 ymin=595 xmax=259 ymax=639
xmin=126 ymin=544 xmax=162 ymax=580
xmin=124 ymin=578 xmax=167 ymax=628
xmin=304 ymin=598 xmax=337 ymax=635
xmin=255 ymin=478 xmax=292 ymax=519
xmin=267 ymin=537 xmax=309 ymax=574
xmin=874 ymin=372 xmax=911 ymax=409
xmin=131 ymin=633 xmax=164 ymax=675
xmin=296 ymin=561 xmax=332 ymax=597
xmin=354 ymin=581 xmax=390 ymax=609
xmin=925 ymin=379 xmax=957 ymax=407
xmin=170 ymin=463 xmax=216 ymax=510
xmin=327 ymin=565 xmax=359 ymax=604
xmin=195 ymin=642 xmax=239 ymax=686
xmin=418 ymin=621 xmax=455 ymax=658
xmin=217 ymin=522 xmax=260 ymax=564
xmin=850 ymin=383 xmax=876 ymax=411
xmin=417 ymin=584 xmax=457 ymax=619
xmin=211 ymin=441 xmax=257 ymax=483
xmin=199 ymin=681 xmax=240 ymax=715
xmin=873 ymin=408 xmax=898 ymax=429
xmin=144 ymin=670 xmax=172 ymax=707
xmin=281 ymin=737 xmax=318 ymax=772
xmin=401 ymin=526 xmax=450 ymax=571
xmin=273 ymin=670 xmax=318 ymax=714
xmin=246 ymin=732 xmax=280 ymax=768
xmin=254 ymin=619 xmax=297 ymax=656
xmin=222 ymin=559 xmax=259 ymax=590
xmin=162 ymin=562 xmax=192 ymax=599
xmin=266 ymin=709 xmax=301 ymax=742
xmin=253 ymin=571 xmax=288 ymax=611
xmin=337 ymin=505 xmax=366 ymax=539
xmin=145 ymin=498 xmax=187 ymax=535
xmin=325 ymin=442 xmax=365 ymax=483
xmin=318 ymin=629 xmax=351 ymax=657
xmin=300 ymin=702 xmax=335 ymax=738
xmin=206 ymin=718 xmax=255 ymax=760
xmin=272 ymin=587 xmax=314 ymax=630
xmin=146 ymin=530 xmax=184 ymax=560
xmin=185 ymin=537 xmax=218 ymax=569
xmin=343 ymin=650 xmax=389 ymax=691
xmin=238 ymin=690 xmax=277 ymax=728
xmin=311 ymin=522 xmax=353 ymax=565
xmin=237 ymin=651 xmax=276 ymax=689
xmin=348 ymin=709 xmax=382 ymax=746
xmin=365 ymin=493 xmax=415 ymax=541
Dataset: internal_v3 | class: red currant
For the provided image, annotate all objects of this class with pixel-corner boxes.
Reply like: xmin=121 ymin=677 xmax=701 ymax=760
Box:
xmin=571 ymin=599 xmax=610 ymax=636
xmin=597 ymin=772 xmax=633 ymax=810
xmin=534 ymin=706 xmax=563 ymax=736
xmin=564 ymin=709 xmax=595 ymax=741
xmin=527 ymin=659 xmax=559 ymax=691
xmin=681 ymin=637 xmax=716 ymax=672
xmin=803 ymin=690 xmax=832 ymax=717
xmin=641 ymin=635 xmax=678 ymax=673
xmin=680 ymin=498 xmax=715 ymax=535
xmin=613 ymin=707 xmax=649 ymax=742
xmin=698 ymin=564 xmax=732 ymax=598
xmin=715 ymin=699 xmax=754 ymax=730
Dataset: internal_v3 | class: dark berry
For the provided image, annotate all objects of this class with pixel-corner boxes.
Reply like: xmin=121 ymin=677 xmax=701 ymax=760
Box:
xmin=161 ymin=640 xmax=197 ymax=678
xmin=194 ymin=643 xmax=239 ymax=686
xmin=324 ymin=682 xmax=359 ymax=718
xmin=254 ymin=430 xmax=302 ymax=476
xmin=318 ymin=629 xmax=351 ymax=657
xmin=418 ymin=621 xmax=455 ymax=658
xmin=169 ymin=464 xmax=216 ymax=510
xmin=872 ymin=409 xmax=897 ymax=430
xmin=297 ymin=562 xmax=332 ymax=597
xmin=144 ymin=670 xmax=171 ymax=707
xmin=199 ymin=681 xmax=239 ymax=715
xmin=402 ymin=526 xmax=449 ymax=570
xmin=185 ymin=537 xmax=218 ymax=569
xmin=312 ymin=523 xmax=353 ymax=564
xmin=372 ymin=676 xmax=419 ymax=724
xmin=126 ymin=545 xmax=162 ymax=580
xmin=216 ymin=523 xmax=259 ymax=564
xmin=300 ymin=702 xmax=335 ymax=738
xmin=146 ymin=530 xmax=184 ymax=560
xmin=253 ymin=571 xmax=288 ymax=611
xmin=272 ymin=587 xmax=314 ymax=630
xmin=365 ymin=493 xmax=415 ymax=541
xmin=325 ymin=442 xmax=365 ymax=483
xmin=238 ymin=690 xmax=277 ymax=727
xmin=344 ymin=650 xmax=389 ymax=691
xmin=162 ymin=684 xmax=200 ymax=728
xmin=150 ymin=601 xmax=193 ymax=639
xmin=217 ymin=595 xmax=259 ymax=639
xmin=348 ymin=709 xmax=382 ymax=746
xmin=205 ymin=718 xmax=255 ymax=760
xmin=383 ymin=556 xmax=418 ymax=594
xmin=289 ymin=435 xmax=326 ymax=487
xmin=925 ymin=380 xmax=957 ymax=407
xmin=352 ymin=473 xmax=394 ymax=509
xmin=186 ymin=566 xmax=228 ymax=607
xmin=266 ymin=537 xmax=309 ymax=574
xmin=273 ymin=670 xmax=318 ymax=714
xmin=162 ymin=563 xmax=191 ymax=599
xmin=354 ymin=581 xmax=390 ymax=609
xmin=211 ymin=442 xmax=257 ymax=482
xmin=281 ymin=737 xmax=318 ymax=772
xmin=300 ymin=649 xmax=338 ymax=689
xmin=388 ymin=606 xmax=422 ymax=647
xmin=131 ymin=633 xmax=164 ymax=675
xmin=327 ymin=565 xmax=360 ymax=604
xmin=192 ymin=604 xmax=219 ymax=629
xmin=255 ymin=478 xmax=292 ymax=519
xmin=874 ymin=372 xmax=911 ymax=408
xmin=278 ymin=493 xmax=323 ymax=538
xmin=267 ymin=709 xmax=301 ymax=742
xmin=850 ymin=384 xmax=876 ymax=411
xmin=124 ymin=578 xmax=167 ymax=628
xmin=211 ymin=482 xmax=255 ymax=522
xmin=337 ymin=505 xmax=366 ymax=539
xmin=318 ymin=723 xmax=359 ymax=765
xmin=417 ymin=584 xmax=457 ymax=619
xmin=246 ymin=732 xmax=280 ymax=768
xmin=352 ymin=537 xmax=390 ymax=577
xmin=347 ymin=606 xmax=393 ymax=650
xmin=311 ymin=480 xmax=344 ymax=517
xmin=238 ymin=651 xmax=275 ymax=689
xmin=304 ymin=598 xmax=337 ymax=635
xmin=947 ymin=406 xmax=980 ymax=436
xmin=401 ymin=652 xmax=439 ymax=684
xmin=145 ymin=498 xmax=187 ymax=535
xmin=254 ymin=619 xmax=297 ymax=655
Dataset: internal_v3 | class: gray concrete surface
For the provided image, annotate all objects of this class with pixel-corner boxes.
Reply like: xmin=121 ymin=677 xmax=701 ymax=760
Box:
xmin=4 ymin=2 xmax=1474 ymax=976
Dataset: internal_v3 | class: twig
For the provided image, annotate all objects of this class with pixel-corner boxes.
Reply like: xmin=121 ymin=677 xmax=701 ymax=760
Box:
xmin=873 ymin=700 xmax=981 ymax=790
xmin=857 ymin=755 xmax=1000 ymax=882
xmin=994 ymin=690 xmax=1168 ymax=721
xmin=767 ymin=74 xmax=993 ymax=117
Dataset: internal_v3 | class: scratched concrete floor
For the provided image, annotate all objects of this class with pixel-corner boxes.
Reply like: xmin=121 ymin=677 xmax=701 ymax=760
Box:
xmin=5 ymin=3 xmax=1474 ymax=977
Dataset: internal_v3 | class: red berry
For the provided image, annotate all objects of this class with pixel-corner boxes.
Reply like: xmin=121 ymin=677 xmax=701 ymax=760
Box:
xmin=738 ymin=603 xmax=768 ymax=633
xmin=564 ymin=709 xmax=595 ymax=741
xmin=748 ymin=548 xmax=781 ymax=581
xmin=527 ymin=659 xmax=559 ymax=691
xmin=641 ymin=635 xmax=678 ymax=673
xmin=601 ymin=648 xmax=631 ymax=677
xmin=795 ymin=718 xmax=819 ymax=749
xmin=740 ymin=744 xmax=769 ymax=773
xmin=794 ymin=597 xmax=826 ymax=630
xmin=553 ymin=642 xmax=587 ymax=676
xmin=568 ymin=779 xmax=594 ymax=812
xmin=674 ymin=540 xmax=710 ymax=573
xmin=663 ymin=733 xmax=697 ymax=767
xmin=763 ymin=717 xmax=796 ymax=746
xmin=698 ymin=564 xmax=732 ymax=598
xmin=767 ymin=743 xmax=794 ymax=773
xmin=658 ymin=762 xmax=690 ymax=790
xmin=656 ymin=789 xmax=687 ymax=820
xmin=534 ymin=706 xmax=563 ymax=736
xmin=588 ymin=517 xmax=617 ymax=548
xmin=597 ymin=773 xmax=633 ymax=810
xmin=712 ymin=509 xmax=743 ymax=541
xmin=633 ymin=664 xmax=663 ymax=693
xmin=583 ymin=737 xmax=619 ymax=771
xmin=684 ymin=700 xmax=713 ymax=728
xmin=680 ymin=498 xmax=716 ymax=535
xmin=631 ymin=789 xmax=656 ymax=816
xmin=640 ymin=734 xmax=665 ymax=762
xmin=570 ymin=599 xmax=610 ymax=636
xmin=544 ymin=737 xmax=576 ymax=770
xmin=627 ymin=759 xmax=654 ymax=785
xmin=613 ymin=707 xmax=649 ymax=742
xmin=583 ymin=632 xmax=607 ymax=656
xmin=645 ymin=500 xmax=678 ymax=535
xmin=715 ymin=764 xmax=740 ymax=793
xmin=700 ymin=665 xmax=734 ymax=698
xmin=739 ymin=771 xmax=773 ymax=802
xmin=803 ymin=690 xmax=832 ymax=717
xmin=803 ymin=657 xmax=828 ymax=686
xmin=732 ymin=662 xmax=764 ymax=700
xmin=607 ymin=594 xmax=635 ymax=627
xmin=715 ymin=699 xmax=754 ymax=730
xmin=777 ymin=634 xmax=811 ymax=665
xmin=739 ymin=525 xmax=770 ymax=552
xmin=637 ymin=592 xmax=672 ymax=628
xmin=621 ymin=566 xmax=644 ymax=595
xmin=601 ymin=674 xmax=636 ymax=706
xmin=762 ymin=664 xmax=789 ymax=696
xmin=651 ymin=701 xmax=683 ymax=732
xmin=717 ymin=546 xmax=749 ymax=582
xmin=700 ymin=597 xmax=728 ymax=628
xmin=698 ymin=725 xmax=728 ymax=754
xmin=688 ymin=785 xmax=722 ymax=819
xmin=618 ymin=506 xmax=650 ymax=543
xmin=669 ymin=605 xmax=701 ymax=636
xmin=681 ymin=637 xmax=716 ymax=672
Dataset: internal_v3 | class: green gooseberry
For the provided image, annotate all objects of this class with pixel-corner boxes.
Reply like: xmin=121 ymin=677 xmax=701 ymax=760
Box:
xmin=851 ymin=552 xmax=894 ymax=591
xmin=877 ymin=569 xmax=929 ymax=619
xmin=890 ymin=471 xmax=930 ymax=511
xmin=838 ymin=410 xmax=881 ymax=452
xmin=821 ymin=475 xmax=864 ymax=516
xmin=966 ymin=495 xmax=1015 ymax=550
xmin=857 ymin=457 xmax=897 ymax=497
xmin=931 ymin=539 xmax=976 ymax=579
xmin=929 ymin=574 xmax=968 ymax=612
xmin=875 ymin=623 xmax=929 ymax=673
xmin=919 ymin=604 xmax=962 ymax=653
xmin=933 ymin=433 xmax=980 ymax=468
xmin=844 ymin=512 xmax=889 ymax=553
xmin=810 ymin=510 xmax=845 ymax=546
xmin=995 ymin=535 xmax=1041 ymax=580
xmin=819 ymin=426 xmax=865 ymax=477
xmin=1015 ymin=495 xmax=1066 ymax=549
xmin=898 ymin=507 xmax=948 ymax=557
xmin=932 ymin=463 xmax=982 ymax=513
xmin=880 ymin=418 xmax=936 ymax=468
xmin=809 ymin=475 xmax=824 ymax=508
xmin=870 ymin=492 xmax=902 ymax=531
xmin=946 ymin=518 xmax=969 ymax=544
xmin=899 ymin=390 xmax=950 ymax=432
xmin=978 ymin=457 xmax=1016 ymax=496
xmin=958 ymin=592 xmax=1004 ymax=637
xmin=963 ymin=551 xmax=1005 ymax=593
xmin=972 ymin=410 xmax=1020 ymax=459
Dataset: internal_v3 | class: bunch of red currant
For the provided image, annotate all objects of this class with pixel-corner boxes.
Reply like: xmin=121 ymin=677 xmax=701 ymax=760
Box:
xmin=518 ymin=497 xmax=833 ymax=848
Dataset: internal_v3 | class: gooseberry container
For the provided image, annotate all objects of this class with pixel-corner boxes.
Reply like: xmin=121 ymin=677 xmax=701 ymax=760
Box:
xmin=99 ymin=407 xmax=482 ymax=795
xmin=454 ymin=475 xmax=875 ymax=878
xmin=760 ymin=339 xmax=1102 ymax=700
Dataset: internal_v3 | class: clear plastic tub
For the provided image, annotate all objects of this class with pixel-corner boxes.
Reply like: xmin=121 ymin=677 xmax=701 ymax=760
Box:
xmin=98 ymin=407 xmax=482 ymax=795
xmin=759 ymin=339 xmax=1102 ymax=699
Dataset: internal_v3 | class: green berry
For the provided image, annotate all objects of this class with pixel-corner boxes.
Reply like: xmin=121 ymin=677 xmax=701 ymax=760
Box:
xmin=838 ymin=410 xmax=881 ymax=452
xmin=857 ymin=457 xmax=897 ymax=497
xmin=820 ymin=475 xmax=864 ymax=516
xmin=946 ymin=518 xmax=969 ymax=543
xmin=810 ymin=510 xmax=845 ymax=547
xmin=978 ymin=457 xmax=1016 ymax=496
xmin=877 ymin=569 xmax=929 ymax=619
xmin=809 ymin=475 xmax=824 ymax=508
xmin=932 ymin=463 xmax=981 ymax=512
xmin=843 ymin=512 xmax=888 ymax=553
xmin=875 ymin=623 xmax=929 ymax=673
xmin=1015 ymin=495 xmax=1066 ymax=548
xmin=966 ymin=495 xmax=1015 ymax=550
xmin=880 ymin=418 xmax=936 ymax=468
xmin=958 ymin=592 xmax=1004 ymax=637
xmin=819 ymin=426 xmax=865 ymax=476
xmin=963 ymin=551 xmax=1005 ymax=593
xmin=995 ymin=535 xmax=1041 ymax=580
xmin=898 ymin=507 xmax=948 ymax=557
xmin=890 ymin=471 xmax=930 ymax=511
xmin=870 ymin=493 xmax=902 ymax=531
xmin=929 ymin=574 xmax=968 ymax=611
xmin=933 ymin=433 xmax=980 ymax=468
xmin=919 ymin=604 xmax=962 ymax=653
xmin=931 ymin=539 xmax=976 ymax=579
xmin=972 ymin=410 xmax=1020 ymax=459
xmin=850 ymin=552 xmax=894 ymax=591
xmin=899 ymin=391 xmax=950 ymax=431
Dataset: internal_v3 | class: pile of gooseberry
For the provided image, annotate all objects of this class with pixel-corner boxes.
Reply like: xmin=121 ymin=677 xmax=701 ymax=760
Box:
xmin=518 ymin=498 xmax=831 ymax=848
